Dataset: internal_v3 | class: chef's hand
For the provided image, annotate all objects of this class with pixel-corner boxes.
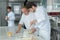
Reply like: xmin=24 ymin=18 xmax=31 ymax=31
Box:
xmin=16 ymin=24 xmax=22 ymax=33
xmin=5 ymin=16 xmax=9 ymax=21
xmin=16 ymin=30 xmax=20 ymax=33
xmin=29 ymin=27 xmax=36 ymax=34
xmin=30 ymin=20 xmax=37 ymax=26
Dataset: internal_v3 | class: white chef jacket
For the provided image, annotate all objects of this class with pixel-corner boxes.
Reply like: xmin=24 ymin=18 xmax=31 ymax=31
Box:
xmin=19 ymin=13 xmax=35 ymax=29
xmin=19 ymin=12 xmax=39 ymax=36
xmin=34 ymin=6 xmax=51 ymax=32
xmin=34 ymin=6 xmax=51 ymax=40
xmin=7 ymin=11 xmax=15 ymax=27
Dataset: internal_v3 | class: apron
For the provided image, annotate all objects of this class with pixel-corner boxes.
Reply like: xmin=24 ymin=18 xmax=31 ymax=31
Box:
xmin=8 ymin=21 xmax=15 ymax=34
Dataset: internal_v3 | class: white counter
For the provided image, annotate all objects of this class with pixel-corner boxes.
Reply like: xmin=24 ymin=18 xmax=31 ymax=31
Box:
xmin=0 ymin=27 xmax=40 ymax=40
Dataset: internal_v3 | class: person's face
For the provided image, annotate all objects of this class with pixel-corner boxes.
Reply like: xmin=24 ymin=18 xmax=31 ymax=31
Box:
xmin=29 ymin=6 xmax=36 ymax=12
xmin=7 ymin=9 xmax=11 ymax=12
xmin=21 ymin=8 xmax=29 ymax=15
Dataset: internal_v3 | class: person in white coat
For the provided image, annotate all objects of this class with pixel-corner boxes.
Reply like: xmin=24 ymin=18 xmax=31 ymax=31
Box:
xmin=16 ymin=6 xmax=36 ymax=33
xmin=16 ymin=7 xmax=39 ymax=37
xmin=5 ymin=6 xmax=15 ymax=37
xmin=26 ymin=2 xmax=51 ymax=40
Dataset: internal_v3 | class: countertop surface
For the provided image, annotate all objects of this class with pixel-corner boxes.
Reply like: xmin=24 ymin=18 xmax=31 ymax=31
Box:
xmin=0 ymin=27 xmax=40 ymax=40
xmin=0 ymin=27 xmax=23 ymax=40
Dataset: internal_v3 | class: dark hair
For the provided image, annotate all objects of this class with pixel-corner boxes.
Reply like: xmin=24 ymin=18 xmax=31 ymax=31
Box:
xmin=26 ymin=2 xmax=37 ymax=9
xmin=22 ymin=6 xmax=27 ymax=9
xmin=7 ymin=6 xmax=11 ymax=10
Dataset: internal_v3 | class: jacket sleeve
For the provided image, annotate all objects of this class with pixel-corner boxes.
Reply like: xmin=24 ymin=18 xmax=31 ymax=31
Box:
xmin=35 ymin=6 xmax=47 ymax=24
xmin=19 ymin=14 xmax=24 ymax=25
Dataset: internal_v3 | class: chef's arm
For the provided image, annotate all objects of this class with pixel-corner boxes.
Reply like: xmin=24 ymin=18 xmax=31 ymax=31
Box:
xmin=16 ymin=14 xmax=24 ymax=33
xmin=30 ymin=20 xmax=37 ymax=26
xmin=36 ymin=7 xmax=46 ymax=24
xmin=31 ymin=28 xmax=36 ymax=33
xmin=16 ymin=24 xmax=23 ymax=33
xmin=5 ymin=16 xmax=9 ymax=21
xmin=36 ymin=15 xmax=46 ymax=24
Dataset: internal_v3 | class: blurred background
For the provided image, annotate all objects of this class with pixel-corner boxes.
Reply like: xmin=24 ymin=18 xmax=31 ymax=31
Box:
xmin=0 ymin=0 xmax=60 ymax=40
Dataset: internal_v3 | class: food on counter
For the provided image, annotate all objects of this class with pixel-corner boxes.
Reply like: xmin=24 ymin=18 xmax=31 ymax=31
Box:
xmin=22 ymin=29 xmax=38 ymax=40
xmin=23 ymin=30 xmax=32 ymax=37
xmin=7 ymin=32 xmax=12 ymax=37
xmin=22 ymin=36 xmax=37 ymax=40
xmin=22 ymin=38 xmax=31 ymax=40
xmin=28 ymin=30 xmax=32 ymax=34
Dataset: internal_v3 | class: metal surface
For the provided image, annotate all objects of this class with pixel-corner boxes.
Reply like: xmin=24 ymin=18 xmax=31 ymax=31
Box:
xmin=51 ymin=27 xmax=60 ymax=40
xmin=0 ymin=0 xmax=7 ymax=26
